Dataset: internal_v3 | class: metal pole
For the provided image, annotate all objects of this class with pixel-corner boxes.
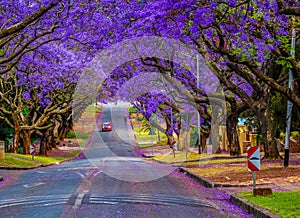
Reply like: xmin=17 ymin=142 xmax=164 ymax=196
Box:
xmin=151 ymin=131 xmax=154 ymax=156
xmin=196 ymin=55 xmax=201 ymax=154
xmin=171 ymin=105 xmax=174 ymax=141
xmin=284 ymin=16 xmax=296 ymax=168
xmin=185 ymin=114 xmax=188 ymax=161
xmin=252 ymin=172 xmax=256 ymax=190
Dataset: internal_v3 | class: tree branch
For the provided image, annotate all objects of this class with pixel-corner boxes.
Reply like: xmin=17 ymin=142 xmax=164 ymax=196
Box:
xmin=0 ymin=2 xmax=59 ymax=39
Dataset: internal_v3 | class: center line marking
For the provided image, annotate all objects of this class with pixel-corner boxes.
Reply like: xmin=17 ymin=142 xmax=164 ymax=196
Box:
xmin=73 ymin=194 xmax=84 ymax=209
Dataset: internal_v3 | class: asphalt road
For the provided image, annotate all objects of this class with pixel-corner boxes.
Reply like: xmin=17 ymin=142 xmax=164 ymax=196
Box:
xmin=0 ymin=104 xmax=233 ymax=218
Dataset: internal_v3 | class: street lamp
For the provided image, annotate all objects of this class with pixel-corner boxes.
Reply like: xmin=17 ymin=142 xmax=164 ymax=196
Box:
xmin=149 ymin=115 xmax=156 ymax=156
xmin=284 ymin=16 xmax=296 ymax=168
xmin=196 ymin=55 xmax=201 ymax=154
xmin=180 ymin=53 xmax=201 ymax=154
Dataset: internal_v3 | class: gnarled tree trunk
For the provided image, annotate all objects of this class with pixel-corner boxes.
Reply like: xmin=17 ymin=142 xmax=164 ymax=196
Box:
xmin=258 ymin=111 xmax=280 ymax=159
xmin=22 ymin=130 xmax=32 ymax=155
xmin=226 ymin=99 xmax=240 ymax=156
xmin=39 ymin=126 xmax=56 ymax=155
xmin=226 ymin=111 xmax=241 ymax=156
xmin=11 ymin=115 xmax=21 ymax=153
xmin=58 ymin=112 xmax=73 ymax=141
xmin=13 ymin=128 xmax=20 ymax=153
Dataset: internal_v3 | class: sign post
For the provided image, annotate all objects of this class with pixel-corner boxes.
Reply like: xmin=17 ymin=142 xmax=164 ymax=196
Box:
xmin=248 ymin=146 xmax=260 ymax=190
xmin=30 ymin=144 xmax=36 ymax=160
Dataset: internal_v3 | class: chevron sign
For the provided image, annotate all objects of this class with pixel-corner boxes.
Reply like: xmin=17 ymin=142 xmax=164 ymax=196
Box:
xmin=247 ymin=146 xmax=260 ymax=171
xmin=30 ymin=144 xmax=36 ymax=155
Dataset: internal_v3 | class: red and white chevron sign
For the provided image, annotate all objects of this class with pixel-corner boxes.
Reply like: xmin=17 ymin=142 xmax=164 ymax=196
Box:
xmin=247 ymin=146 xmax=260 ymax=171
xmin=30 ymin=144 xmax=36 ymax=155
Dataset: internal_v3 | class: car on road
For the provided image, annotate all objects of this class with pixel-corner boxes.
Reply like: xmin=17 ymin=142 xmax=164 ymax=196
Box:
xmin=102 ymin=122 xmax=112 ymax=131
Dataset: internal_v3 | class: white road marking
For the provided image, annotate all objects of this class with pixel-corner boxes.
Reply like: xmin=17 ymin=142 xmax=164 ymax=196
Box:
xmin=35 ymin=171 xmax=46 ymax=174
xmin=76 ymin=172 xmax=85 ymax=178
xmin=0 ymin=200 xmax=67 ymax=208
xmin=72 ymin=194 xmax=84 ymax=209
xmin=93 ymin=171 xmax=102 ymax=177
xmin=23 ymin=182 xmax=46 ymax=188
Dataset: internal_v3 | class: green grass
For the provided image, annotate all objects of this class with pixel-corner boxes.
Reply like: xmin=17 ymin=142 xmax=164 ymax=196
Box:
xmin=70 ymin=149 xmax=82 ymax=157
xmin=134 ymin=127 xmax=167 ymax=141
xmin=135 ymin=134 xmax=157 ymax=141
xmin=0 ymin=154 xmax=37 ymax=167
xmin=154 ymin=152 xmax=202 ymax=163
xmin=0 ymin=153 xmax=69 ymax=168
xmin=153 ymin=152 xmax=244 ymax=164
xmin=78 ymin=139 xmax=87 ymax=147
xmin=20 ymin=154 xmax=67 ymax=165
xmin=138 ymin=143 xmax=154 ymax=148
xmin=239 ymin=191 xmax=300 ymax=218
xmin=86 ymin=105 xmax=101 ymax=111
xmin=138 ymin=142 xmax=168 ymax=148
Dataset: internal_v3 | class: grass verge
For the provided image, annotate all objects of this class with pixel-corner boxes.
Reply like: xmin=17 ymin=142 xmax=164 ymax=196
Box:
xmin=154 ymin=152 xmax=202 ymax=163
xmin=239 ymin=191 xmax=300 ymax=218
xmin=0 ymin=153 xmax=70 ymax=168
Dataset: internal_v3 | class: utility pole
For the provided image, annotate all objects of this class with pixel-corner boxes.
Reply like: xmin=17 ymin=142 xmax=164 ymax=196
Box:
xmin=171 ymin=105 xmax=174 ymax=142
xmin=196 ymin=54 xmax=201 ymax=154
xmin=284 ymin=16 xmax=296 ymax=168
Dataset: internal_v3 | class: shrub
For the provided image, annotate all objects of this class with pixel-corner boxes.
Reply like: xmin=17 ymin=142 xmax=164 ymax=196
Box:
xmin=128 ymin=107 xmax=138 ymax=113
xmin=280 ymin=132 xmax=285 ymax=141
xmin=66 ymin=131 xmax=76 ymax=138
xmin=291 ymin=131 xmax=299 ymax=139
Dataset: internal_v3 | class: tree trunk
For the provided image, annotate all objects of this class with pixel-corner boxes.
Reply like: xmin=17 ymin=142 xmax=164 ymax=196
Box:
xmin=157 ymin=130 xmax=161 ymax=141
xmin=201 ymin=128 xmax=209 ymax=152
xmin=166 ymin=134 xmax=173 ymax=146
xmin=259 ymin=111 xmax=280 ymax=159
xmin=226 ymin=111 xmax=241 ymax=156
xmin=177 ymin=127 xmax=188 ymax=151
xmin=39 ymin=135 xmax=47 ymax=156
xmin=58 ymin=112 xmax=73 ymax=141
xmin=39 ymin=126 xmax=56 ymax=155
xmin=211 ymin=106 xmax=221 ymax=154
xmin=46 ymin=126 xmax=56 ymax=151
xmin=13 ymin=128 xmax=20 ymax=153
xmin=22 ymin=130 xmax=32 ymax=155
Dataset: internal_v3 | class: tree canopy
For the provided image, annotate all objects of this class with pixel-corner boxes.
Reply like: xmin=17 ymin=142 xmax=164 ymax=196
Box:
xmin=0 ymin=0 xmax=299 ymax=157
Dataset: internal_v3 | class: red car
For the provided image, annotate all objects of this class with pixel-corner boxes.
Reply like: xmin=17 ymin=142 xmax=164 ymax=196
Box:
xmin=102 ymin=122 xmax=112 ymax=131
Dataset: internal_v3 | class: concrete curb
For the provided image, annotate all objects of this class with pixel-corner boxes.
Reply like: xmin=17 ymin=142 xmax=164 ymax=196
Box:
xmin=179 ymin=167 xmax=249 ymax=188
xmin=0 ymin=166 xmax=42 ymax=170
xmin=230 ymin=194 xmax=280 ymax=218
xmin=0 ymin=154 xmax=81 ymax=170
xmin=144 ymin=153 xmax=246 ymax=164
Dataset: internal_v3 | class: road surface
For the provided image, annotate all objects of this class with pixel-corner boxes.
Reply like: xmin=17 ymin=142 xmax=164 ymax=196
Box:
xmin=0 ymin=104 xmax=247 ymax=218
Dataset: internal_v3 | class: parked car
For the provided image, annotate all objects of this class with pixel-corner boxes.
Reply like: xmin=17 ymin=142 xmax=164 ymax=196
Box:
xmin=102 ymin=122 xmax=112 ymax=131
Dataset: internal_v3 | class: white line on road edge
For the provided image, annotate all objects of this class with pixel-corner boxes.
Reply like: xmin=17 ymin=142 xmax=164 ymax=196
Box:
xmin=72 ymin=194 xmax=84 ymax=209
